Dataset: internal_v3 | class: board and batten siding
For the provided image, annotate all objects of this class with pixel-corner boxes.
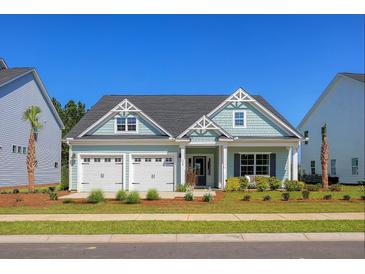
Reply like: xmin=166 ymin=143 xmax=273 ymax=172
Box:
xmin=299 ymin=76 xmax=365 ymax=184
xmin=0 ymin=73 xmax=62 ymax=186
xmin=227 ymin=147 xmax=289 ymax=181
xmin=91 ymin=113 xmax=163 ymax=135
xmin=211 ymin=102 xmax=288 ymax=137
xmin=69 ymin=145 xmax=181 ymax=191
xmin=188 ymin=130 xmax=219 ymax=143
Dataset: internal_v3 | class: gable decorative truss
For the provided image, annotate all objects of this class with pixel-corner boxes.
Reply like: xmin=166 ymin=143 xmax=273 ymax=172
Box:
xmin=207 ymin=87 xmax=303 ymax=139
xmin=226 ymin=87 xmax=256 ymax=102
xmin=78 ymin=98 xmax=172 ymax=138
xmin=177 ymin=115 xmax=232 ymax=139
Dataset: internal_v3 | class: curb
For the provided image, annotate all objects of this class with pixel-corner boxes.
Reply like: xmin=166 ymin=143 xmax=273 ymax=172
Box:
xmin=0 ymin=233 xmax=363 ymax=243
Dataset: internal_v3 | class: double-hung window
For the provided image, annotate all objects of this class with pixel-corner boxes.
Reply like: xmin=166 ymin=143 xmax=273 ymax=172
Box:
xmin=310 ymin=161 xmax=316 ymax=175
xmin=234 ymin=111 xmax=246 ymax=128
xmin=116 ymin=116 xmax=137 ymax=133
xmin=330 ymin=159 xmax=336 ymax=175
xmin=352 ymin=158 xmax=359 ymax=175
xmin=240 ymin=154 xmax=269 ymax=176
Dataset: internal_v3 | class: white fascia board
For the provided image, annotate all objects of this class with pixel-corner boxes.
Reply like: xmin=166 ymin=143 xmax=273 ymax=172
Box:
xmin=67 ymin=139 xmax=177 ymax=146
xmin=77 ymin=98 xmax=173 ymax=138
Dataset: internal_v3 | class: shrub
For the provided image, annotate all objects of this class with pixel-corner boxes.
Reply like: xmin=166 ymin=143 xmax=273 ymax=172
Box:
xmin=49 ymin=192 xmax=58 ymax=200
xmin=263 ymin=195 xmax=272 ymax=201
xmin=269 ymin=177 xmax=281 ymax=190
xmin=116 ymin=190 xmax=128 ymax=201
xmin=247 ymin=182 xmax=256 ymax=189
xmin=184 ymin=192 xmax=194 ymax=201
xmin=13 ymin=189 xmax=19 ymax=194
xmin=202 ymin=192 xmax=213 ymax=202
xmin=361 ymin=195 xmax=365 ymax=200
xmin=305 ymin=183 xmax=321 ymax=192
xmin=226 ymin=177 xmax=241 ymax=191
xmin=323 ymin=194 xmax=332 ymax=200
xmin=176 ymin=184 xmax=187 ymax=192
xmin=329 ymin=184 xmax=342 ymax=192
xmin=302 ymin=190 xmax=310 ymax=200
xmin=62 ymin=198 xmax=74 ymax=204
xmin=126 ymin=191 xmax=140 ymax=204
xmin=285 ymin=180 xmax=305 ymax=191
xmin=281 ymin=192 xmax=290 ymax=201
xmin=239 ymin=177 xmax=249 ymax=190
xmin=61 ymin=166 xmax=69 ymax=190
xmin=256 ymin=181 xmax=269 ymax=192
xmin=146 ymin=189 xmax=160 ymax=200
xmin=87 ymin=190 xmax=105 ymax=204
xmin=343 ymin=195 xmax=351 ymax=201
xmin=242 ymin=195 xmax=251 ymax=201
xmin=48 ymin=186 xmax=56 ymax=193
xmin=255 ymin=176 xmax=270 ymax=185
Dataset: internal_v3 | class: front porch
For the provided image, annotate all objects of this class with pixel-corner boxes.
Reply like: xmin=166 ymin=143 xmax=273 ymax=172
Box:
xmin=179 ymin=141 xmax=299 ymax=190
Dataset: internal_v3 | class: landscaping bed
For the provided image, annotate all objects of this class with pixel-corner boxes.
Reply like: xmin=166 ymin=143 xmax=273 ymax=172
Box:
xmin=0 ymin=191 xmax=69 ymax=207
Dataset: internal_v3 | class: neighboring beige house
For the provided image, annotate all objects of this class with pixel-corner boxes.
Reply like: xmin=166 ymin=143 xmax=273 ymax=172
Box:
xmin=298 ymin=73 xmax=365 ymax=184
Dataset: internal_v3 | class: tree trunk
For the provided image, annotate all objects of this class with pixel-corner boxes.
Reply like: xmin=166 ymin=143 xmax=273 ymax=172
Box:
xmin=321 ymin=125 xmax=329 ymax=189
xmin=26 ymin=130 xmax=36 ymax=191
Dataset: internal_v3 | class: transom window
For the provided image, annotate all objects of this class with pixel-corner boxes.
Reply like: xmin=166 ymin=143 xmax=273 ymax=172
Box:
xmin=310 ymin=161 xmax=316 ymax=175
xmin=94 ymin=158 xmax=101 ymax=162
xmin=134 ymin=158 xmax=141 ymax=162
xmin=83 ymin=158 xmax=91 ymax=163
xmin=115 ymin=158 xmax=122 ymax=162
xmin=352 ymin=158 xmax=359 ymax=175
xmin=155 ymin=158 xmax=162 ymax=162
xmin=116 ymin=116 xmax=137 ymax=132
xmin=330 ymin=159 xmax=336 ymax=175
xmin=145 ymin=158 xmax=152 ymax=162
xmin=104 ymin=158 xmax=111 ymax=162
xmin=233 ymin=111 xmax=246 ymax=128
xmin=166 ymin=157 xmax=173 ymax=163
xmin=240 ymin=154 xmax=269 ymax=176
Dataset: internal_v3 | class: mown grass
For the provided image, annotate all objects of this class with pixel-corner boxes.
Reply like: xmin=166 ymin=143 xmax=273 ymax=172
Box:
xmin=0 ymin=186 xmax=363 ymax=214
xmin=0 ymin=220 xmax=363 ymax=234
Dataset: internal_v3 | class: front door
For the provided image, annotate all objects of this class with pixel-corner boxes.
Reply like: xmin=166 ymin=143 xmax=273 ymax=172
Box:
xmin=193 ymin=156 xmax=206 ymax=186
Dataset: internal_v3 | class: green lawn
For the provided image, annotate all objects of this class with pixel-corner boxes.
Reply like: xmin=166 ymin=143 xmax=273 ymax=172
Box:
xmin=0 ymin=220 xmax=363 ymax=234
xmin=0 ymin=186 xmax=363 ymax=214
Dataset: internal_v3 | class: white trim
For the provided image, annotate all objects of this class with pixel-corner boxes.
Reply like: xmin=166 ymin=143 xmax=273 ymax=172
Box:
xmin=129 ymin=152 xmax=177 ymax=191
xmin=222 ymin=144 xmax=228 ymax=189
xmin=113 ymin=114 xmax=139 ymax=134
xmin=68 ymin=145 xmax=73 ymax=190
xmin=177 ymin=115 xmax=232 ymax=139
xmin=218 ymin=145 xmax=222 ymax=188
xmin=287 ymin=146 xmax=292 ymax=180
xmin=67 ymin=139 xmax=176 ymax=146
xmin=76 ymin=152 xmax=125 ymax=192
xmin=180 ymin=144 xmax=186 ymax=185
xmin=207 ymin=87 xmax=302 ymax=139
xmin=232 ymin=110 xmax=247 ymax=128
xmin=78 ymin=98 xmax=172 ymax=138
xmin=186 ymin=153 xmax=214 ymax=187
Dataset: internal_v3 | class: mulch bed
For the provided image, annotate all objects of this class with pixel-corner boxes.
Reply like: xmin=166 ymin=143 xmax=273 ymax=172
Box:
xmin=0 ymin=191 xmax=69 ymax=207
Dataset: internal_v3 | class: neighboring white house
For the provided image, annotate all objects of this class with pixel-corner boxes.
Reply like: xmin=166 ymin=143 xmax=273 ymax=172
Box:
xmin=298 ymin=73 xmax=364 ymax=184
xmin=0 ymin=58 xmax=64 ymax=187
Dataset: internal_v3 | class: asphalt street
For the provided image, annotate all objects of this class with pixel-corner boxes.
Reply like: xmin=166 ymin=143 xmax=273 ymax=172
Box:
xmin=0 ymin=241 xmax=364 ymax=259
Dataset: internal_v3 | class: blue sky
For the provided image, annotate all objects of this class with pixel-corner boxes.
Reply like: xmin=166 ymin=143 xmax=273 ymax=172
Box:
xmin=1 ymin=15 xmax=364 ymax=126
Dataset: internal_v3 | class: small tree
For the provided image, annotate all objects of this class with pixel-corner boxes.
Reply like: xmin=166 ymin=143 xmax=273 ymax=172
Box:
xmin=320 ymin=123 xmax=329 ymax=189
xmin=23 ymin=106 xmax=43 ymax=191
xmin=186 ymin=167 xmax=197 ymax=188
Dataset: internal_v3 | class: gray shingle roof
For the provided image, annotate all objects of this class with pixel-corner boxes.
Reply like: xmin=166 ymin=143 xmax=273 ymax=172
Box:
xmin=0 ymin=68 xmax=33 ymax=87
xmin=67 ymin=94 xmax=301 ymax=139
xmin=340 ymin=73 xmax=365 ymax=83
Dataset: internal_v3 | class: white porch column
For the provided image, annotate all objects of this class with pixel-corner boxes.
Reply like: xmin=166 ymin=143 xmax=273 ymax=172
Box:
xmin=218 ymin=145 xmax=222 ymax=188
xmin=292 ymin=145 xmax=298 ymax=180
xmin=287 ymin=146 xmax=292 ymax=180
xmin=180 ymin=144 xmax=186 ymax=185
xmin=222 ymin=144 xmax=228 ymax=189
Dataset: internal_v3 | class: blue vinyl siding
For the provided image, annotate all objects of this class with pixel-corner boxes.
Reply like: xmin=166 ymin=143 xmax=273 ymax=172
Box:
xmin=227 ymin=147 xmax=289 ymax=181
xmin=211 ymin=102 xmax=288 ymax=137
xmin=70 ymin=145 xmax=180 ymax=190
xmin=92 ymin=113 xmax=163 ymax=135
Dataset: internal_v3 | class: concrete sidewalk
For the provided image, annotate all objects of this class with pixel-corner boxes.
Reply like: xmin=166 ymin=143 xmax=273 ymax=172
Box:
xmin=0 ymin=212 xmax=363 ymax=222
xmin=0 ymin=233 xmax=363 ymax=243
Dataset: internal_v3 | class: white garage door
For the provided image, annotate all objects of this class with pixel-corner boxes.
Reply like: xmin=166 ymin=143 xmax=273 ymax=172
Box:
xmin=81 ymin=156 xmax=123 ymax=192
xmin=131 ymin=155 xmax=174 ymax=191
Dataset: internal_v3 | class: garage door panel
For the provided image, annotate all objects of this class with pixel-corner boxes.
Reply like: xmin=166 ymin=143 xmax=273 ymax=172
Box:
xmin=132 ymin=156 xmax=174 ymax=191
xmin=81 ymin=157 xmax=123 ymax=192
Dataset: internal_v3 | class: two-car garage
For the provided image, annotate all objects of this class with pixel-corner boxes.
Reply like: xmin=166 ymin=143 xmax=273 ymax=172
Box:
xmin=79 ymin=154 xmax=175 ymax=192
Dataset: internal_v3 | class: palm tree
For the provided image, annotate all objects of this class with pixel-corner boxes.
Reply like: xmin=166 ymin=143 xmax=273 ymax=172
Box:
xmin=321 ymin=123 xmax=329 ymax=189
xmin=23 ymin=106 xmax=42 ymax=191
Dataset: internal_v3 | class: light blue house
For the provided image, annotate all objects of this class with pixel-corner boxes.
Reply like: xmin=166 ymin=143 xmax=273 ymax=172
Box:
xmin=66 ymin=89 xmax=302 ymax=192
xmin=0 ymin=59 xmax=64 ymax=187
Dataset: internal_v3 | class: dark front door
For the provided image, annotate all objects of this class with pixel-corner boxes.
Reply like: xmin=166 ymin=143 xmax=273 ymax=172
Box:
xmin=193 ymin=156 xmax=206 ymax=186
